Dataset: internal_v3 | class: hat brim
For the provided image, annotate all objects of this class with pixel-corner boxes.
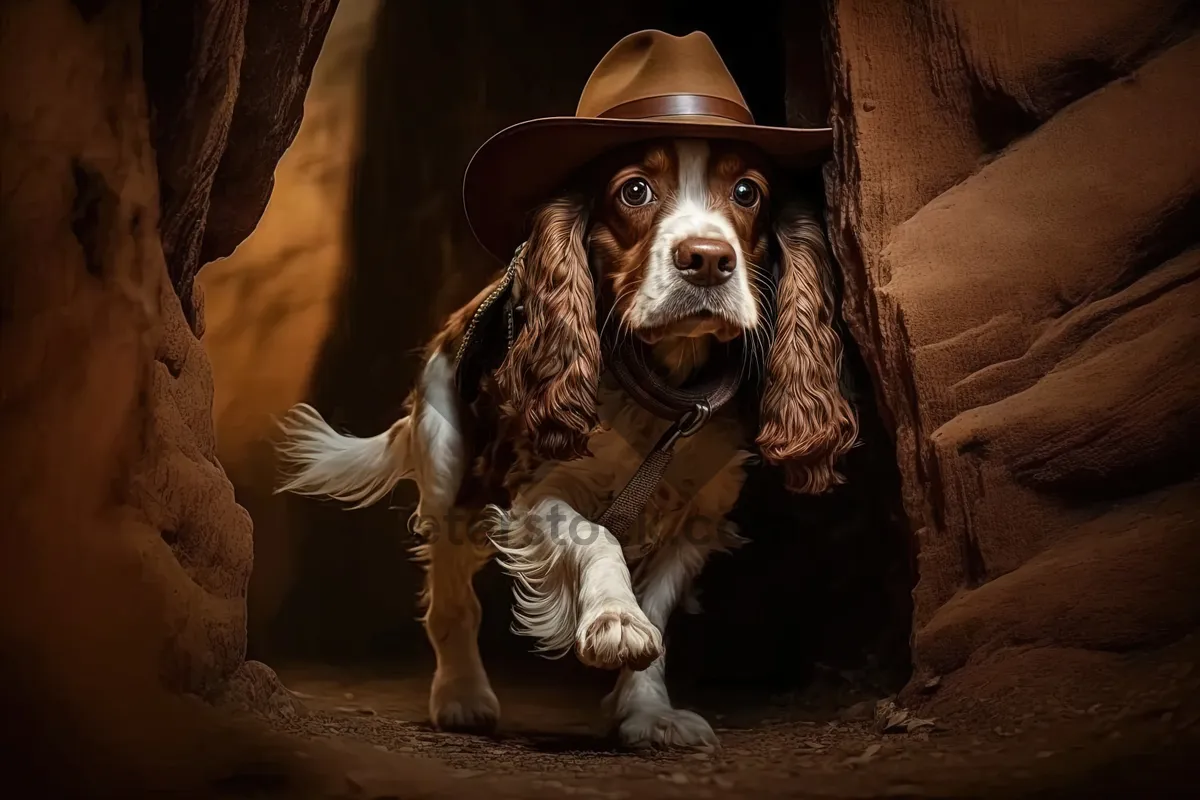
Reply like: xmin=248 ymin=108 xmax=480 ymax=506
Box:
xmin=463 ymin=116 xmax=832 ymax=263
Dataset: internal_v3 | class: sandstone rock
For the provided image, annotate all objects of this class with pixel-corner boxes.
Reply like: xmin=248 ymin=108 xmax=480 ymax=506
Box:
xmin=819 ymin=0 xmax=1200 ymax=692
xmin=0 ymin=0 xmax=338 ymax=791
xmin=211 ymin=660 xmax=309 ymax=721
xmin=142 ymin=0 xmax=338 ymax=324
xmin=137 ymin=0 xmax=341 ymax=697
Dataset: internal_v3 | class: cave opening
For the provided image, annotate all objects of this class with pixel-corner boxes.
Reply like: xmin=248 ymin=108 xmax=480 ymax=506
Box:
xmin=240 ymin=0 xmax=913 ymax=730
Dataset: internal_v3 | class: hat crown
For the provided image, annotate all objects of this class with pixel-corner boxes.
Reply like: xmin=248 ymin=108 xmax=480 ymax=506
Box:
xmin=576 ymin=30 xmax=750 ymax=120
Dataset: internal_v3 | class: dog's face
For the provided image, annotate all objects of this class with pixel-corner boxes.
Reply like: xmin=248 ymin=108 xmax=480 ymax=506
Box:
xmin=495 ymin=136 xmax=858 ymax=494
xmin=588 ymin=139 xmax=772 ymax=346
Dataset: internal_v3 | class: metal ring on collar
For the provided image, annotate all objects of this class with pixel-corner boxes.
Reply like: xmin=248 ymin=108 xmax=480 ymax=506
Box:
xmin=677 ymin=400 xmax=711 ymax=438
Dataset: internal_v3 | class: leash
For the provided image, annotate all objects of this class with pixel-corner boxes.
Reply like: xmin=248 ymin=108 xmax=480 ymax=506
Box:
xmin=454 ymin=240 xmax=745 ymax=540
xmin=596 ymin=331 xmax=742 ymax=538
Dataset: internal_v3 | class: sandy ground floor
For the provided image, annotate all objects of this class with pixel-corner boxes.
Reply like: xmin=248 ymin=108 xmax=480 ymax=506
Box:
xmin=259 ymin=649 xmax=1200 ymax=799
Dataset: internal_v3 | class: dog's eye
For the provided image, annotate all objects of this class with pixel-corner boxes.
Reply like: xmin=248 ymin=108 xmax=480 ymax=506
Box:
xmin=619 ymin=178 xmax=654 ymax=207
xmin=732 ymin=179 xmax=760 ymax=208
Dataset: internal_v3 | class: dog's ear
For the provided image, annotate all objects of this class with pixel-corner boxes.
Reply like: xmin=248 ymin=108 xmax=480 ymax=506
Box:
xmin=756 ymin=200 xmax=858 ymax=493
xmin=495 ymin=194 xmax=600 ymax=461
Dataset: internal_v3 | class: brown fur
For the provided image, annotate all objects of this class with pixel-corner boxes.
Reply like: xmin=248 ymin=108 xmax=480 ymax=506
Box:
xmin=494 ymin=195 xmax=601 ymax=461
xmin=757 ymin=202 xmax=859 ymax=492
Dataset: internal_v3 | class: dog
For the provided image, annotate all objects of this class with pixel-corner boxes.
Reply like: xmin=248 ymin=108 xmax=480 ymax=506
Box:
xmin=274 ymin=31 xmax=857 ymax=751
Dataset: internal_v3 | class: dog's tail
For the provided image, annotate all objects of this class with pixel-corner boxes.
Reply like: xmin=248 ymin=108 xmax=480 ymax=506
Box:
xmin=274 ymin=404 xmax=414 ymax=509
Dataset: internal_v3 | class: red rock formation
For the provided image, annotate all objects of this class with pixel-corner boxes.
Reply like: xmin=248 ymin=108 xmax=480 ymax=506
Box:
xmin=817 ymin=0 xmax=1200 ymax=701
xmin=0 ymin=0 xmax=336 ymax=792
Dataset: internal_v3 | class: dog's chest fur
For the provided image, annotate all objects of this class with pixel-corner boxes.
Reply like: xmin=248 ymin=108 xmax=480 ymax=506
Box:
xmin=506 ymin=375 xmax=755 ymax=561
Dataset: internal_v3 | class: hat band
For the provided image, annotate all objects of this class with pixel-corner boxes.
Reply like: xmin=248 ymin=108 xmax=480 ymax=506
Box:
xmin=596 ymin=94 xmax=755 ymax=125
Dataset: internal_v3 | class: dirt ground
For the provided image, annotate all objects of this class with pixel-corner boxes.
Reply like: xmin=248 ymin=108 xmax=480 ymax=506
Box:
xmin=257 ymin=642 xmax=1200 ymax=800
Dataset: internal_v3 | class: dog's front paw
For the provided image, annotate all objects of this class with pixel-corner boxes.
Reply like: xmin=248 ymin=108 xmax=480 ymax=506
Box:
xmin=430 ymin=673 xmax=500 ymax=733
xmin=575 ymin=605 xmax=662 ymax=671
xmin=618 ymin=707 xmax=720 ymax=751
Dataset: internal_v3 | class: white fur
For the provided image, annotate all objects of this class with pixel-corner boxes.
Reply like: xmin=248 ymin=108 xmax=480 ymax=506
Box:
xmin=274 ymin=405 xmax=413 ymax=510
xmin=604 ymin=531 xmax=737 ymax=750
xmin=630 ymin=139 xmax=760 ymax=333
xmin=410 ymin=353 xmax=467 ymax=525
xmin=276 ymin=310 xmax=753 ymax=752
xmin=490 ymin=494 xmax=663 ymax=670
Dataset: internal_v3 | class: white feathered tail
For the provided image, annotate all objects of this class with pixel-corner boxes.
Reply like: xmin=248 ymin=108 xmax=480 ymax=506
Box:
xmin=274 ymin=403 xmax=413 ymax=509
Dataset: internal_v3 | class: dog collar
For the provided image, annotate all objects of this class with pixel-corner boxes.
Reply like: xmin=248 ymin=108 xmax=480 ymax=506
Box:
xmin=595 ymin=326 xmax=743 ymax=538
xmin=453 ymin=240 xmax=746 ymax=539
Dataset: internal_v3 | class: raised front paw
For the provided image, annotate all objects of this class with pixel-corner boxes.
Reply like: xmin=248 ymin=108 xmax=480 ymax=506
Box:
xmin=430 ymin=673 xmax=500 ymax=734
xmin=618 ymin=707 xmax=720 ymax=751
xmin=575 ymin=605 xmax=663 ymax=671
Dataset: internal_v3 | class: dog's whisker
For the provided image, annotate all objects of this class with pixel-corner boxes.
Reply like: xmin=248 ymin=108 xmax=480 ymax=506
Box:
xmin=600 ymin=282 xmax=641 ymax=343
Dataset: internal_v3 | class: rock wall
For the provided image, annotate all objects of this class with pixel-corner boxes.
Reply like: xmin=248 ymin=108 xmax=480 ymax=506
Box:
xmin=0 ymin=0 xmax=335 ymax=791
xmin=815 ymin=0 xmax=1200 ymax=696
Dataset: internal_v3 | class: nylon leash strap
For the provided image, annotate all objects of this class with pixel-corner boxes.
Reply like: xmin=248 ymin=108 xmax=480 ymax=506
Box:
xmin=594 ymin=400 xmax=711 ymax=539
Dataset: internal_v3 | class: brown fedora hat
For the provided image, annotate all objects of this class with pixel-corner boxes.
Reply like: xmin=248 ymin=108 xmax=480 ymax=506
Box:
xmin=463 ymin=29 xmax=832 ymax=263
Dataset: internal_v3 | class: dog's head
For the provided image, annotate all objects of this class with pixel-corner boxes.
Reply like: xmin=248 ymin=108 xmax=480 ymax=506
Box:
xmin=495 ymin=137 xmax=857 ymax=493
xmin=588 ymin=139 xmax=768 ymax=350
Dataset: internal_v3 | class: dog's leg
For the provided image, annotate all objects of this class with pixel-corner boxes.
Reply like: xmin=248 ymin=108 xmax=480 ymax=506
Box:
xmin=415 ymin=516 xmax=499 ymax=733
xmin=408 ymin=355 xmax=500 ymax=733
xmin=277 ymin=351 xmax=499 ymax=731
xmin=603 ymin=529 xmax=726 ymax=751
xmin=489 ymin=494 xmax=663 ymax=671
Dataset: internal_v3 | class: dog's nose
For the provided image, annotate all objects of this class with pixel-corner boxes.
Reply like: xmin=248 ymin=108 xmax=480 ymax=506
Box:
xmin=674 ymin=238 xmax=736 ymax=286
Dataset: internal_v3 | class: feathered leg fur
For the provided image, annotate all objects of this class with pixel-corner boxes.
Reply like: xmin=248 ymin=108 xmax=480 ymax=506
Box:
xmin=487 ymin=487 xmax=663 ymax=672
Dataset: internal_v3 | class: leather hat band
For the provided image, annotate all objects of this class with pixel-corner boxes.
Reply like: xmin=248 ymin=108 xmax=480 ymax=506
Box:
xmin=596 ymin=94 xmax=755 ymax=125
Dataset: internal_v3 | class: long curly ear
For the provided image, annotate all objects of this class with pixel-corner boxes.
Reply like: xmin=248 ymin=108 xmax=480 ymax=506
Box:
xmin=495 ymin=194 xmax=600 ymax=461
xmin=757 ymin=201 xmax=858 ymax=493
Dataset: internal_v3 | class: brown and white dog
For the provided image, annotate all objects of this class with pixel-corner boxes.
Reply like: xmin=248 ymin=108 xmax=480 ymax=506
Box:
xmin=275 ymin=135 xmax=857 ymax=750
